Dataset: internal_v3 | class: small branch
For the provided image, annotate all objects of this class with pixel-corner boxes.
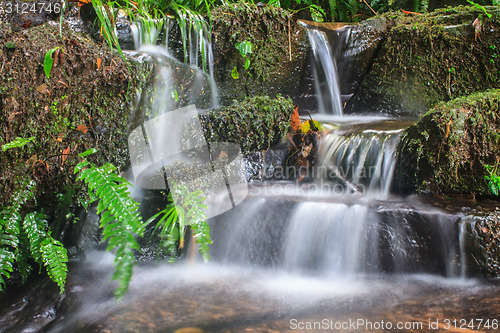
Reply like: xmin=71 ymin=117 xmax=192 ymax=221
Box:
xmin=288 ymin=17 xmax=292 ymax=62
xmin=362 ymin=0 xmax=377 ymax=16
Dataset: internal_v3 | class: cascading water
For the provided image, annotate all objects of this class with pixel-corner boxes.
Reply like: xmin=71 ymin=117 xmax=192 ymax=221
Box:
xmin=304 ymin=27 xmax=344 ymax=115
xmin=317 ymin=128 xmax=402 ymax=197
xmin=131 ymin=17 xmax=219 ymax=110
xmin=6 ymin=16 xmax=500 ymax=333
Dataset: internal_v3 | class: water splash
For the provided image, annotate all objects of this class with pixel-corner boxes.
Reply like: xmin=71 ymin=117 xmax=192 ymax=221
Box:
xmin=317 ymin=129 xmax=402 ymax=197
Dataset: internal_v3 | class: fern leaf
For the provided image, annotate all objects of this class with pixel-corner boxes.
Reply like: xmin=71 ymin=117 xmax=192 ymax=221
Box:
xmin=23 ymin=212 xmax=68 ymax=293
xmin=40 ymin=239 xmax=68 ymax=294
xmin=76 ymin=161 xmax=145 ymax=298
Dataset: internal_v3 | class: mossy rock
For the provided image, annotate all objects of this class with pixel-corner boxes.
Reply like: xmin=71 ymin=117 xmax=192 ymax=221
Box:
xmin=200 ymin=95 xmax=293 ymax=153
xmin=397 ymin=89 xmax=500 ymax=195
xmin=347 ymin=6 xmax=500 ymax=115
xmin=0 ymin=21 xmax=150 ymax=231
xmin=210 ymin=4 xmax=312 ymax=106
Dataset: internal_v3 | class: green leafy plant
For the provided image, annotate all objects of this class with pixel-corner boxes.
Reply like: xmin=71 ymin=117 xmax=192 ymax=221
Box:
xmin=467 ymin=0 xmax=492 ymax=18
xmin=75 ymin=148 xmax=145 ymax=298
xmin=146 ymin=181 xmax=211 ymax=262
xmin=235 ymin=40 xmax=254 ymax=70
xmin=44 ymin=47 xmax=62 ymax=79
xmin=2 ymin=136 xmax=35 ymax=152
xmin=0 ymin=180 xmax=68 ymax=293
xmin=92 ymin=0 xmax=125 ymax=59
xmin=485 ymin=161 xmax=500 ymax=196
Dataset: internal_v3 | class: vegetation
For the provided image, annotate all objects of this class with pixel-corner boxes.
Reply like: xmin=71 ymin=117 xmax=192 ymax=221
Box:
xmin=0 ymin=177 xmax=68 ymax=294
xmin=398 ymin=89 xmax=500 ymax=196
xmin=485 ymin=161 xmax=500 ymax=196
xmin=200 ymin=95 xmax=293 ymax=152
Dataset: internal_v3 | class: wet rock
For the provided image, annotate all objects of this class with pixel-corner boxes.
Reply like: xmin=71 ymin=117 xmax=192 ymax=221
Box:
xmin=395 ymin=89 xmax=500 ymax=195
xmin=347 ymin=6 xmax=500 ymax=115
xmin=210 ymin=4 xmax=313 ymax=107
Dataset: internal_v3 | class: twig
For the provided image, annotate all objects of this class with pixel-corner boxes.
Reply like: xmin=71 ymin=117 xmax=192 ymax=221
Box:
xmin=362 ymin=0 xmax=377 ymax=16
xmin=288 ymin=17 xmax=292 ymax=62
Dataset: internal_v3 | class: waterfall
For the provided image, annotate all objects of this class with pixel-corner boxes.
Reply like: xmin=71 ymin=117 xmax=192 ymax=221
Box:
xmin=131 ymin=17 xmax=219 ymax=110
xmin=317 ymin=128 xmax=402 ymax=197
xmin=209 ymin=195 xmax=470 ymax=278
xmin=305 ymin=28 xmax=344 ymax=115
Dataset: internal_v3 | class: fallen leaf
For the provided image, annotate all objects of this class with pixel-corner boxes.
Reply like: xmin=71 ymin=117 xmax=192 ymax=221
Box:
xmin=36 ymin=84 xmax=50 ymax=95
xmin=291 ymin=105 xmax=302 ymax=133
xmin=401 ymin=9 xmax=421 ymax=15
xmin=61 ymin=146 xmax=71 ymax=166
xmin=76 ymin=124 xmax=89 ymax=134
xmin=26 ymin=154 xmax=37 ymax=168
xmin=56 ymin=133 xmax=64 ymax=142
xmin=445 ymin=119 xmax=452 ymax=138
xmin=97 ymin=57 xmax=102 ymax=70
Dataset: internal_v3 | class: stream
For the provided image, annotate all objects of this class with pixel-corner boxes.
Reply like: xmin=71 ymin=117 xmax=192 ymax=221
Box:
xmin=1 ymin=16 xmax=500 ymax=333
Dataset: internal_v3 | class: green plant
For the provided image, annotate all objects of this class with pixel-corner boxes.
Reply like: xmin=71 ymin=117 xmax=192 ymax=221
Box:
xmin=0 ymin=180 xmax=68 ymax=293
xmin=75 ymin=148 xmax=145 ymax=298
xmin=44 ymin=47 xmax=62 ymax=79
xmin=2 ymin=136 xmax=35 ymax=152
xmin=467 ymin=0 xmax=492 ymax=18
xmin=485 ymin=161 xmax=500 ymax=195
xmin=146 ymin=181 xmax=211 ymax=262
xmin=235 ymin=40 xmax=253 ymax=70
xmin=92 ymin=0 xmax=126 ymax=59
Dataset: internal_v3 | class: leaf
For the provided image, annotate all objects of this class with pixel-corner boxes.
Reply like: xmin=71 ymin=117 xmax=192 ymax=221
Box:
xmin=44 ymin=47 xmax=61 ymax=79
xmin=5 ymin=41 xmax=15 ymax=49
xmin=291 ymin=105 xmax=302 ymax=133
xmin=244 ymin=57 xmax=251 ymax=70
xmin=76 ymin=124 xmax=89 ymax=134
xmin=61 ymin=146 xmax=71 ymax=166
xmin=231 ymin=66 xmax=239 ymax=80
xmin=97 ymin=57 xmax=102 ymax=70
xmin=235 ymin=41 xmax=253 ymax=57
xmin=79 ymin=148 xmax=97 ymax=158
xmin=301 ymin=119 xmax=322 ymax=133
xmin=36 ymin=84 xmax=50 ymax=95
xmin=2 ymin=137 xmax=35 ymax=151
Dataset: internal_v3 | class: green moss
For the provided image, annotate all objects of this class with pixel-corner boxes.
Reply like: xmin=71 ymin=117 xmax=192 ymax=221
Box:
xmin=200 ymin=95 xmax=293 ymax=153
xmin=398 ymin=89 xmax=500 ymax=195
xmin=211 ymin=3 xmax=309 ymax=105
xmin=349 ymin=6 xmax=500 ymax=115
xmin=0 ymin=21 xmax=149 ymax=231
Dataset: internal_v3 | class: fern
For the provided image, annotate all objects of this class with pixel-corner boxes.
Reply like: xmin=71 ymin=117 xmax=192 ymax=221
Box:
xmin=75 ymin=149 xmax=145 ymax=298
xmin=147 ymin=181 xmax=211 ymax=263
xmin=0 ymin=180 xmax=35 ymax=290
xmin=23 ymin=212 xmax=68 ymax=293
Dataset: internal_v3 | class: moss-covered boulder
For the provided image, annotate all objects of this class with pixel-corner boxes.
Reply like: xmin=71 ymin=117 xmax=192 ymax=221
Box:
xmin=200 ymin=95 xmax=292 ymax=153
xmin=211 ymin=4 xmax=312 ymax=106
xmin=347 ymin=6 xmax=500 ymax=115
xmin=396 ymin=89 xmax=500 ymax=195
xmin=0 ymin=21 xmax=150 ymax=226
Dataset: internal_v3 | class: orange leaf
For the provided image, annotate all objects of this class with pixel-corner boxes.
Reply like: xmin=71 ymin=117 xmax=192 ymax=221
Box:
xmin=401 ymin=9 xmax=421 ymax=15
xmin=76 ymin=124 xmax=89 ymax=134
xmin=61 ymin=146 xmax=71 ymax=166
xmin=97 ymin=58 xmax=102 ymax=70
xmin=291 ymin=105 xmax=302 ymax=133
xmin=56 ymin=133 xmax=64 ymax=142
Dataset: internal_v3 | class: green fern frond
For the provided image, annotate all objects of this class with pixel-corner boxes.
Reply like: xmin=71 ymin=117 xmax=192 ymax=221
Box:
xmin=23 ymin=212 xmax=68 ymax=293
xmin=40 ymin=238 xmax=68 ymax=293
xmin=0 ymin=180 xmax=35 ymax=291
xmin=76 ymin=151 xmax=145 ymax=298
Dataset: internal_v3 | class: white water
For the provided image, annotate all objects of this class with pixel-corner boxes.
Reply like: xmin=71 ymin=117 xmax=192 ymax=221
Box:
xmin=306 ymin=28 xmax=344 ymax=115
xmin=318 ymin=129 xmax=402 ymax=198
xmin=131 ymin=17 xmax=219 ymax=110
